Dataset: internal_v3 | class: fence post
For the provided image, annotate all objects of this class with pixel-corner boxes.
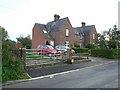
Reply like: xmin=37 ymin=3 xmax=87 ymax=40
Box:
xmin=67 ymin=48 xmax=73 ymax=64
xmin=21 ymin=48 xmax=26 ymax=71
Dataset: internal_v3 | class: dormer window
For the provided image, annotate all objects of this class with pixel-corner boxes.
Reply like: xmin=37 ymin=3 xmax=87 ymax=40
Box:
xmin=43 ymin=30 xmax=47 ymax=33
xmin=66 ymin=29 xmax=69 ymax=36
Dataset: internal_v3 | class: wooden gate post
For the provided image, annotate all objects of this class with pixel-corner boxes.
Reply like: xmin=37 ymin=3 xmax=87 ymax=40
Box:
xmin=21 ymin=48 xmax=26 ymax=70
xmin=67 ymin=48 xmax=73 ymax=64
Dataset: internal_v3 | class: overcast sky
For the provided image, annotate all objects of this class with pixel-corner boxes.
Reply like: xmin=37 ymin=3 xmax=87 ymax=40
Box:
xmin=0 ymin=0 xmax=119 ymax=41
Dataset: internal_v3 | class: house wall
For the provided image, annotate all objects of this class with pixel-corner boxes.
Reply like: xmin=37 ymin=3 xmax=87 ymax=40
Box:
xmin=55 ymin=19 xmax=75 ymax=47
xmin=32 ymin=24 xmax=46 ymax=49
xmin=74 ymin=35 xmax=84 ymax=47
xmin=84 ymin=35 xmax=90 ymax=47
xmin=84 ymin=27 xmax=97 ymax=47
xmin=89 ymin=27 xmax=97 ymax=45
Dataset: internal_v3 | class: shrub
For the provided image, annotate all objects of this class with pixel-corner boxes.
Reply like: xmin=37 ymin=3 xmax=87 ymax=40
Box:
xmin=112 ymin=49 xmax=120 ymax=59
xmin=86 ymin=43 xmax=97 ymax=49
xmin=2 ymin=60 xmax=29 ymax=82
xmin=2 ymin=39 xmax=29 ymax=82
xmin=90 ymin=49 xmax=120 ymax=59
xmin=72 ymin=47 xmax=89 ymax=53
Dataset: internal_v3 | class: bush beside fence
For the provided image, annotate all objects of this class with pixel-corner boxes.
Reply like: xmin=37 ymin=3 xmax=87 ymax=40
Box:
xmin=72 ymin=47 xmax=89 ymax=53
xmin=90 ymin=49 xmax=120 ymax=59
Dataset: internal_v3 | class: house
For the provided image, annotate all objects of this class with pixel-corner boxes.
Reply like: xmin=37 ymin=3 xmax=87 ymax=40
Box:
xmin=73 ymin=22 xmax=97 ymax=47
xmin=32 ymin=14 xmax=97 ymax=49
xmin=32 ymin=14 xmax=75 ymax=49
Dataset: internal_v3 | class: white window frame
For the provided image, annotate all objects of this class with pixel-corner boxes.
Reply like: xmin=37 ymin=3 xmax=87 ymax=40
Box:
xmin=43 ymin=30 xmax=47 ymax=33
xmin=50 ymin=41 xmax=54 ymax=46
xmin=80 ymin=34 xmax=83 ymax=39
xmin=66 ymin=29 xmax=69 ymax=36
xmin=93 ymin=34 xmax=95 ymax=39
xmin=65 ymin=41 xmax=69 ymax=47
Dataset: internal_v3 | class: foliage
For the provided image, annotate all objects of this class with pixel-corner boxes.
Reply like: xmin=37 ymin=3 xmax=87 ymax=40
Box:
xmin=97 ymin=25 xmax=120 ymax=49
xmin=72 ymin=47 xmax=89 ymax=53
xmin=0 ymin=26 xmax=9 ymax=41
xmin=16 ymin=35 xmax=32 ymax=49
xmin=90 ymin=49 xmax=120 ymax=59
xmin=97 ymin=32 xmax=108 ymax=49
xmin=86 ymin=43 xmax=97 ymax=49
xmin=2 ymin=39 xmax=20 ymax=61
xmin=1 ymin=27 xmax=29 ymax=82
xmin=2 ymin=60 xmax=29 ymax=82
xmin=112 ymin=49 xmax=120 ymax=59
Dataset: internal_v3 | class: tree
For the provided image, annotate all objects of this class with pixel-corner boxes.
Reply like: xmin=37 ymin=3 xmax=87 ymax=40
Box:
xmin=1 ymin=27 xmax=19 ymax=61
xmin=1 ymin=27 xmax=28 ymax=82
xmin=97 ymin=32 xmax=108 ymax=49
xmin=107 ymin=25 xmax=120 ymax=49
xmin=97 ymin=25 xmax=120 ymax=49
xmin=0 ymin=26 xmax=9 ymax=41
xmin=16 ymin=35 xmax=32 ymax=49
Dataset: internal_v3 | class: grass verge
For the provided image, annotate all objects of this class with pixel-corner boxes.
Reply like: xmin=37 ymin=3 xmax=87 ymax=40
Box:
xmin=2 ymin=60 xmax=30 ymax=83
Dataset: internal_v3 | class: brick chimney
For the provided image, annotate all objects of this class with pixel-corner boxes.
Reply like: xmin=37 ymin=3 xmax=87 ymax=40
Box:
xmin=81 ymin=22 xmax=86 ymax=27
xmin=54 ymin=14 xmax=60 ymax=21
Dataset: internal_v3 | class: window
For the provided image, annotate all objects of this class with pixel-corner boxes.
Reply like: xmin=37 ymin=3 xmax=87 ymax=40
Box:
xmin=65 ymin=41 xmax=69 ymax=47
xmin=93 ymin=34 xmax=95 ymax=39
xmin=50 ymin=41 xmax=54 ymax=46
xmin=80 ymin=34 xmax=83 ymax=39
xmin=66 ymin=29 xmax=69 ymax=36
xmin=43 ymin=30 xmax=47 ymax=33
xmin=79 ymin=43 xmax=83 ymax=47
xmin=80 ymin=43 xmax=82 ymax=47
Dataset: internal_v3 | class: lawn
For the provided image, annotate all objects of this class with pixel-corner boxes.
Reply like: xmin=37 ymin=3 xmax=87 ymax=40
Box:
xmin=26 ymin=53 xmax=55 ymax=60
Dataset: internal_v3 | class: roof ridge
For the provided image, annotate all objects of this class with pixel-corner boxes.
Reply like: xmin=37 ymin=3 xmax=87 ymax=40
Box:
xmin=35 ymin=23 xmax=46 ymax=26
xmin=79 ymin=25 xmax=95 ymax=28
xmin=47 ymin=17 xmax=68 ymax=24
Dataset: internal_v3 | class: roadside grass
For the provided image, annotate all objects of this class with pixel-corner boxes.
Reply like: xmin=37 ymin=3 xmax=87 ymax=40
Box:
xmin=2 ymin=60 xmax=30 ymax=83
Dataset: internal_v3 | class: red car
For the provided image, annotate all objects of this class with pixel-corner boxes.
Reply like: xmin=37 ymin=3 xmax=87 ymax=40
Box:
xmin=37 ymin=45 xmax=58 ymax=56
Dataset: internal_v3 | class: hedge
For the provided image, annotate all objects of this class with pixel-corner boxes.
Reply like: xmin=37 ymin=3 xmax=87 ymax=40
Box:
xmin=90 ymin=49 xmax=120 ymax=59
xmin=112 ymin=49 xmax=120 ymax=59
xmin=72 ymin=47 xmax=89 ymax=53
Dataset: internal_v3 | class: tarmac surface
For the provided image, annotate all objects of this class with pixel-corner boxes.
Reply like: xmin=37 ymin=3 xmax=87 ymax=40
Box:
xmin=2 ymin=57 xmax=118 ymax=88
xmin=27 ymin=57 xmax=117 ymax=78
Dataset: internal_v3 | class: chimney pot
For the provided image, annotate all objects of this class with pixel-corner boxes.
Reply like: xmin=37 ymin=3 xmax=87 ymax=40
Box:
xmin=54 ymin=14 xmax=60 ymax=21
xmin=81 ymin=22 xmax=86 ymax=27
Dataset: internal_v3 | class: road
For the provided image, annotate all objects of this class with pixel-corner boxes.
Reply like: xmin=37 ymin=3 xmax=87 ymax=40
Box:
xmin=3 ymin=59 xmax=118 ymax=88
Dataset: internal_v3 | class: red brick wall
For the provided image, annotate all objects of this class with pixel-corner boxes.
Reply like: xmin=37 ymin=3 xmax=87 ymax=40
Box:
xmin=84 ymin=26 xmax=97 ymax=46
xmin=74 ymin=35 xmax=84 ymax=47
xmin=32 ymin=24 xmax=46 ymax=49
xmin=51 ymin=19 xmax=75 ymax=47
xmin=89 ymin=27 xmax=97 ymax=44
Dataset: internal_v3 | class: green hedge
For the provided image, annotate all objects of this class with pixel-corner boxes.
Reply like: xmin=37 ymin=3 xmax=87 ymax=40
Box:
xmin=90 ymin=49 xmax=120 ymax=59
xmin=112 ymin=49 xmax=120 ymax=59
xmin=2 ymin=60 xmax=29 ymax=82
xmin=72 ymin=47 xmax=89 ymax=53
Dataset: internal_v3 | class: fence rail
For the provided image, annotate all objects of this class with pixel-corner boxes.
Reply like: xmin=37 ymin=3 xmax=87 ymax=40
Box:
xmin=20 ymin=48 xmax=89 ymax=70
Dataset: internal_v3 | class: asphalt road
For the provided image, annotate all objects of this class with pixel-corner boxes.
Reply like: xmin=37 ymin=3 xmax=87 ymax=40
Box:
xmin=27 ymin=57 xmax=118 ymax=78
xmin=3 ymin=59 xmax=118 ymax=88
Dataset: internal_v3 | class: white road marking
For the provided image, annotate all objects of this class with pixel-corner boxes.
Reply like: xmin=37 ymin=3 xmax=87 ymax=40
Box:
xmin=28 ymin=61 xmax=116 ymax=81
